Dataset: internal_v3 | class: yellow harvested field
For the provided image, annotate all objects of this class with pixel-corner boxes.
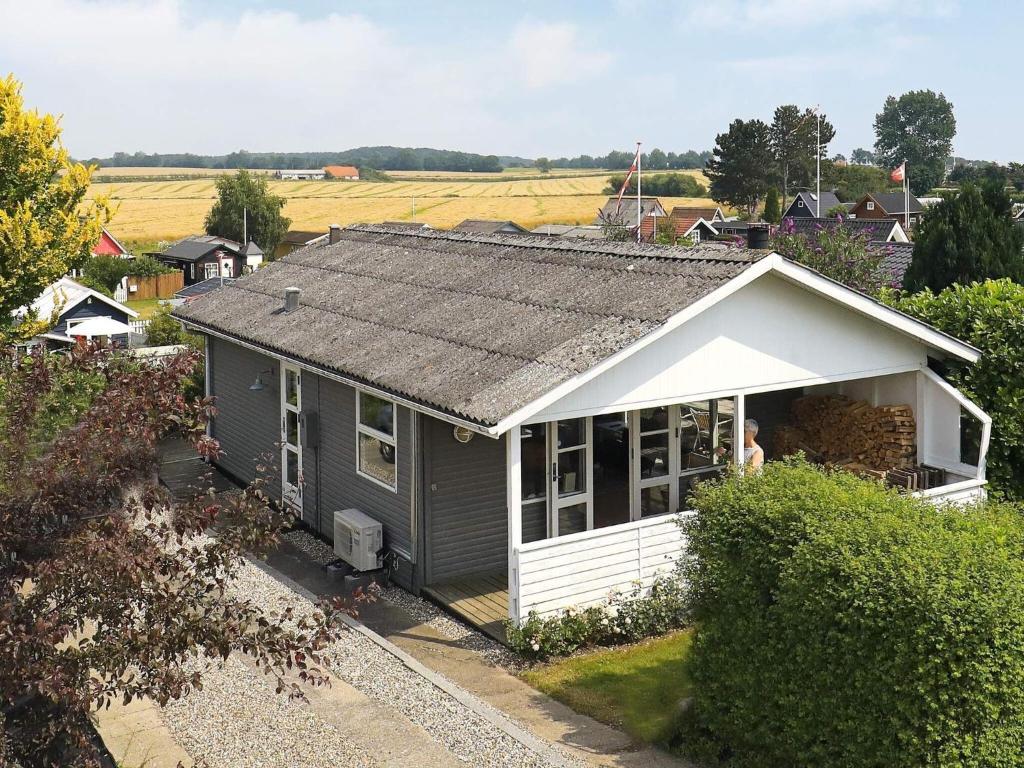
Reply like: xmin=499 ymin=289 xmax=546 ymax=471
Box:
xmin=86 ymin=170 xmax=715 ymax=240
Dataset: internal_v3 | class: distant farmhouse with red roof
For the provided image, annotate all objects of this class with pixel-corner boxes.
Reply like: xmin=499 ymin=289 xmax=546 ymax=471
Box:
xmin=324 ymin=165 xmax=360 ymax=180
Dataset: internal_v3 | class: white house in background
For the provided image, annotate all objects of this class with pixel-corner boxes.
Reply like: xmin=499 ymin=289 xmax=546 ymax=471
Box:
xmin=275 ymin=169 xmax=327 ymax=180
xmin=173 ymin=225 xmax=991 ymax=639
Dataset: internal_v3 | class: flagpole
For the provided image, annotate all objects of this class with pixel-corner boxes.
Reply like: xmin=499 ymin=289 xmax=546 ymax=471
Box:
xmin=636 ymin=141 xmax=642 ymax=242
xmin=815 ymin=107 xmax=821 ymax=218
xmin=904 ymin=162 xmax=909 ymax=229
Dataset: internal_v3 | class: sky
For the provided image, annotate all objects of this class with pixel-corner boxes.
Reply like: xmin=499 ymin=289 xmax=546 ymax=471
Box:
xmin=0 ymin=0 xmax=1019 ymax=162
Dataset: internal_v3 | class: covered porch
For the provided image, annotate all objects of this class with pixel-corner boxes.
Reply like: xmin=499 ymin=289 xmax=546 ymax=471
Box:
xmin=503 ymin=366 xmax=990 ymax=625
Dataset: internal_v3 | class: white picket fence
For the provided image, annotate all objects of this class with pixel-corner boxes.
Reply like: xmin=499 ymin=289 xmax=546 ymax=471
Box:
xmin=114 ymin=277 xmax=129 ymax=303
xmin=129 ymin=319 xmax=150 ymax=335
xmin=510 ymin=512 xmax=693 ymax=622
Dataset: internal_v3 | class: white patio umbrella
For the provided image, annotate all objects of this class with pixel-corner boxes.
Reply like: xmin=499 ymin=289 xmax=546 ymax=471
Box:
xmin=67 ymin=316 xmax=133 ymax=339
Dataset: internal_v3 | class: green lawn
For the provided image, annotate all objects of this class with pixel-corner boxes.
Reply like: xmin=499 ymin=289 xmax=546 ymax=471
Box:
xmin=521 ymin=630 xmax=694 ymax=745
xmin=125 ymin=298 xmax=165 ymax=320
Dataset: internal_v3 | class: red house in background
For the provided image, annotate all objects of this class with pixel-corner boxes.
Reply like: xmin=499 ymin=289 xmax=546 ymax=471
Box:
xmin=92 ymin=227 xmax=130 ymax=258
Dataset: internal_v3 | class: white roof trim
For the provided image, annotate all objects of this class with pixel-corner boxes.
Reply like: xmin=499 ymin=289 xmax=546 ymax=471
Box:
xmin=489 ymin=253 xmax=980 ymax=435
xmin=62 ymin=284 xmax=140 ymax=319
xmin=682 ymin=218 xmax=719 ymax=237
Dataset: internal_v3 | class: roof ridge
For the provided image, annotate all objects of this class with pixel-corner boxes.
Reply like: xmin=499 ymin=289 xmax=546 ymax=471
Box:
xmin=343 ymin=224 xmax=758 ymax=266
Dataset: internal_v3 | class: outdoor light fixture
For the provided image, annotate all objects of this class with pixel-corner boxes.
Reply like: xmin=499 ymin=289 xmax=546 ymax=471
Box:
xmin=248 ymin=368 xmax=275 ymax=392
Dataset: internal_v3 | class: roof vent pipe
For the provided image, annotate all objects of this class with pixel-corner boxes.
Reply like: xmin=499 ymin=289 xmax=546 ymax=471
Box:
xmin=329 ymin=224 xmax=342 ymax=244
xmin=746 ymin=223 xmax=770 ymax=250
xmin=284 ymin=286 xmax=301 ymax=313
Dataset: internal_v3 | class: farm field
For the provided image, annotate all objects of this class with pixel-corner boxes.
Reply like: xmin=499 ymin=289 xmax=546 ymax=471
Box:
xmin=87 ymin=170 xmax=715 ymax=241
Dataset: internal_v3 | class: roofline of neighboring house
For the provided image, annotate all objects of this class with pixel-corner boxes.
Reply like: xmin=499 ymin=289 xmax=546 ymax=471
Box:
xmin=181 ymin=252 xmax=979 ymax=437
xmin=101 ymin=227 xmax=130 ymax=256
xmin=52 ymin=280 xmax=139 ymax=320
xmin=681 ymin=218 xmax=719 ymax=237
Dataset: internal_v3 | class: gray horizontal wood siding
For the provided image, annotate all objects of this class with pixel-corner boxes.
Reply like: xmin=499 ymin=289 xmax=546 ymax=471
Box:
xmin=208 ymin=337 xmax=280 ymax=490
xmin=316 ymin=377 xmax=413 ymax=561
xmin=425 ymin=417 xmax=507 ymax=583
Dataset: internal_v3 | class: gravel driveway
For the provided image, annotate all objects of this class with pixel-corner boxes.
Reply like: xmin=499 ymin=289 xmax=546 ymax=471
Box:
xmin=160 ymin=553 xmax=580 ymax=768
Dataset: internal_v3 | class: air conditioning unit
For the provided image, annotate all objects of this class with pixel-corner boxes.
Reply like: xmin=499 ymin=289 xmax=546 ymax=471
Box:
xmin=333 ymin=508 xmax=383 ymax=571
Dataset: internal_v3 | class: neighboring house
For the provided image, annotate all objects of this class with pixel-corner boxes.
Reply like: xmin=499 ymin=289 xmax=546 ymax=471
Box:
xmin=782 ymin=191 xmax=843 ymax=219
xmin=172 ymin=277 xmax=236 ymax=305
xmin=92 ymin=227 xmax=131 ymax=258
xmin=17 ymin=276 xmax=138 ymax=348
xmin=275 ymin=169 xmax=326 ymax=180
xmin=453 ymin=219 xmax=529 ymax=235
xmin=529 ymin=224 xmax=607 ymax=240
xmin=151 ymin=236 xmax=244 ymax=286
xmin=849 ymin=192 xmax=925 ymax=227
xmin=324 ymin=165 xmax=360 ymax=180
xmin=174 ymin=225 xmax=991 ymax=636
xmin=667 ymin=206 xmax=726 ymax=243
xmin=868 ymin=241 xmax=916 ymax=287
xmin=594 ymin=197 xmax=667 ymax=241
xmin=788 ymin=217 xmax=910 ymax=243
xmin=239 ymin=240 xmax=265 ymax=271
xmin=274 ymin=230 xmax=330 ymax=260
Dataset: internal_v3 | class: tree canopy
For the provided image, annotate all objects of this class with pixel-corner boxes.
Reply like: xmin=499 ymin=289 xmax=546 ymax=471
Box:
xmin=770 ymin=105 xmax=835 ymax=203
xmin=874 ymin=90 xmax=956 ymax=195
xmin=902 ymin=181 xmax=1024 ymax=292
xmin=706 ymin=119 xmax=773 ymax=216
xmin=204 ymin=170 xmax=291 ymax=256
xmin=606 ymin=172 xmax=706 ymax=198
xmin=0 ymin=74 xmax=110 ymax=342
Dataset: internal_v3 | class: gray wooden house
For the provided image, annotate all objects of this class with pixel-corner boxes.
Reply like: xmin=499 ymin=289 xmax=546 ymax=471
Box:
xmin=173 ymin=225 xmax=990 ymax=637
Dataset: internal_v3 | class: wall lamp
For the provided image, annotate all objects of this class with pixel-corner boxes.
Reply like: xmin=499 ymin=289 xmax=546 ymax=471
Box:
xmin=249 ymin=367 xmax=275 ymax=392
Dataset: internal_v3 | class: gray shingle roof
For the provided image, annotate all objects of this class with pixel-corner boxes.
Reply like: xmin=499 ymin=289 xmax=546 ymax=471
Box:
xmin=784 ymin=191 xmax=843 ymax=218
xmin=868 ymin=240 xmax=915 ymax=286
xmin=453 ymin=219 xmax=528 ymax=234
xmin=175 ymin=276 xmax=236 ymax=299
xmin=174 ymin=225 xmax=763 ymax=427
xmin=595 ymin=197 xmax=665 ymax=226
xmin=865 ymin=192 xmax=923 ymax=215
xmin=158 ymin=239 xmax=227 ymax=262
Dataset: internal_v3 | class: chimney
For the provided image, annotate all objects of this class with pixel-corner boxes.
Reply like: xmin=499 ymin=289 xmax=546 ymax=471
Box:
xmin=746 ymin=223 xmax=770 ymax=249
xmin=329 ymin=224 xmax=342 ymax=244
xmin=284 ymin=286 xmax=301 ymax=313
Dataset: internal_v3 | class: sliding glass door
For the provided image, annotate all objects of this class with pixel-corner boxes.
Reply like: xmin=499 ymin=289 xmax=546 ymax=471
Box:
xmin=550 ymin=418 xmax=592 ymax=537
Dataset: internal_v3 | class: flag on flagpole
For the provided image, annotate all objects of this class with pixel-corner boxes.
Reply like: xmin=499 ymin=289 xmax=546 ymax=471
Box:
xmin=890 ymin=162 xmax=906 ymax=183
xmin=614 ymin=146 xmax=642 ymax=216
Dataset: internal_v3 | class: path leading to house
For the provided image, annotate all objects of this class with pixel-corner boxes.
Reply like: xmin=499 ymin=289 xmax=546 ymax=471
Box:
xmin=265 ymin=536 xmax=694 ymax=768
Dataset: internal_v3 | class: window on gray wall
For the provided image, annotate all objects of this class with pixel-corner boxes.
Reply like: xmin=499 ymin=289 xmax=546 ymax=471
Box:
xmin=356 ymin=391 xmax=397 ymax=491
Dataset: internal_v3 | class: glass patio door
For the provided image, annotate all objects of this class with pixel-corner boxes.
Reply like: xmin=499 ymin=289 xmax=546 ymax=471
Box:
xmin=549 ymin=417 xmax=592 ymax=537
xmin=631 ymin=407 xmax=678 ymax=518
xmin=280 ymin=364 xmax=302 ymax=509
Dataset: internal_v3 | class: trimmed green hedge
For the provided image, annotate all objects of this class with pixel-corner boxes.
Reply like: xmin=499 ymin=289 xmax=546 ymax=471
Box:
xmin=888 ymin=279 xmax=1024 ymax=499
xmin=678 ymin=458 xmax=1024 ymax=768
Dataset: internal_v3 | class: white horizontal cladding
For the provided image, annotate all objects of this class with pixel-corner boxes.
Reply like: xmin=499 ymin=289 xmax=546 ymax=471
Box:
xmin=530 ymin=273 xmax=930 ymax=422
xmin=915 ymin=477 xmax=987 ymax=505
xmin=514 ymin=512 xmax=692 ymax=621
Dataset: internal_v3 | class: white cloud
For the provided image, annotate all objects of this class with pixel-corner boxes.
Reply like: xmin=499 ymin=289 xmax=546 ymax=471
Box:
xmin=507 ymin=21 xmax=613 ymax=89
xmin=682 ymin=0 xmax=956 ymax=28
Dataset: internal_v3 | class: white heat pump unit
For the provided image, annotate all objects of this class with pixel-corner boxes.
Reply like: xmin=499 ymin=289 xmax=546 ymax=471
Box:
xmin=333 ymin=508 xmax=383 ymax=571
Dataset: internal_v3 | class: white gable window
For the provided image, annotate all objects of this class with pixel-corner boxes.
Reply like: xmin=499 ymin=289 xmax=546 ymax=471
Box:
xmin=866 ymin=201 xmax=875 ymax=211
xmin=797 ymin=200 xmax=804 ymax=207
xmin=356 ymin=391 xmax=397 ymax=491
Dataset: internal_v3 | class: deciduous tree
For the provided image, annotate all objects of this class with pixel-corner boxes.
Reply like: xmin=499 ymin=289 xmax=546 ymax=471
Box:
xmin=0 ymin=74 xmax=110 ymax=342
xmin=770 ymin=105 xmax=835 ymax=203
xmin=0 ymin=347 xmax=351 ymax=766
xmin=205 ymin=169 xmax=291 ymax=256
xmin=706 ymin=119 xmax=773 ymax=216
xmin=874 ymin=90 xmax=956 ymax=196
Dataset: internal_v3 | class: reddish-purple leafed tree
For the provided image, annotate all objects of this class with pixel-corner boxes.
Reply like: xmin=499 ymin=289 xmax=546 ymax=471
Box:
xmin=0 ymin=345 xmax=347 ymax=767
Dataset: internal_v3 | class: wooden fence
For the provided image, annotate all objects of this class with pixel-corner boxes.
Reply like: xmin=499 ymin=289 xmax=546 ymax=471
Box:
xmin=121 ymin=272 xmax=184 ymax=301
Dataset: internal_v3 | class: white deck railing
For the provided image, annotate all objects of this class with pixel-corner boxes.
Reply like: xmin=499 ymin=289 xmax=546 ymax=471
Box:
xmin=510 ymin=512 xmax=693 ymax=622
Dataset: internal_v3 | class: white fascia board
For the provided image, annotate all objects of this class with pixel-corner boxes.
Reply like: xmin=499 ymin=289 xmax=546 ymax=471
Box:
xmin=487 ymin=256 xmax=778 ymax=436
xmin=768 ymin=257 xmax=980 ymax=363
xmin=490 ymin=253 xmax=980 ymax=436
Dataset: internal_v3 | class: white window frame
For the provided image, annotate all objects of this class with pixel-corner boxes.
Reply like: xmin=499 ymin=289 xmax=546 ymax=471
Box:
xmin=204 ymin=262 xmax=218 ymax=279
xmin=356 ymin=389 xmax=399 ymax=492
xmin=866 ymin=201 xmax=875 ymax=211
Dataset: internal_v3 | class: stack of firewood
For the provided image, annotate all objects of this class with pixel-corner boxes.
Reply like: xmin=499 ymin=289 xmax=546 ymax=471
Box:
xmin=773 ymin=394 xmax=917 ymax=473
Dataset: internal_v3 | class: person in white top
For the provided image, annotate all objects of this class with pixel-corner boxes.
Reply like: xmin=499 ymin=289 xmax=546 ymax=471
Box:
xmin=743 ymin=419 xmax=765 ymax=471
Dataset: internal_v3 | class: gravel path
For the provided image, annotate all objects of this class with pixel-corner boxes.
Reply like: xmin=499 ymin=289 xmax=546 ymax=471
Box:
xmin=163 ymin=534 xmax=579 ymax=768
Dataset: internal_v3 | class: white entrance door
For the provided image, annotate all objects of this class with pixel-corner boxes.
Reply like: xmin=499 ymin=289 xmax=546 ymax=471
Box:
xmin=549 ymin=417 xmax=592 ymax=537
xmin=280 ymin=364 xmax=302 ymax=508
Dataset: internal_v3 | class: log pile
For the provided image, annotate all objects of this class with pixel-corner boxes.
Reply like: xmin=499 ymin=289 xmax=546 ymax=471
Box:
xmin=772 ymin=394 xmax=917 ymax=473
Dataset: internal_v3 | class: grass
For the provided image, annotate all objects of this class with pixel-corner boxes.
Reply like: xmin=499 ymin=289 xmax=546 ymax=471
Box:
xmin=85 ymin=169 xmax=718 ymax=241
xmin=124 ymin=298 xmax=165 ymax=320
xmin=521 ymin=630 xmax=694 ymax=746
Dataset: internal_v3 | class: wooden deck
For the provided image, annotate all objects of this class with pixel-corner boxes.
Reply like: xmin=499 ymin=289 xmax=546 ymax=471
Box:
xmin=422 ymin=572 xmax=509 ymax=643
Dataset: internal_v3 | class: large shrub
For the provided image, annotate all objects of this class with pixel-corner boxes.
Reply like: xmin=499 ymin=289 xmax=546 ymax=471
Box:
xmin=888 ymin=279 xmax=1024 ymax=498
xmin=678 ymin=458 xmax=1024 ymax=768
